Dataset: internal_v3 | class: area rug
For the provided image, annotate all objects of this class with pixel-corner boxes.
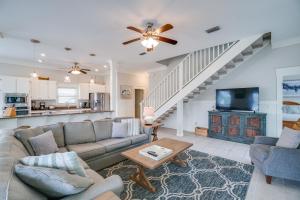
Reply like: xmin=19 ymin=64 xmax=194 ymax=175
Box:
xmin=98 ymin=149 xmax=254 ymax=200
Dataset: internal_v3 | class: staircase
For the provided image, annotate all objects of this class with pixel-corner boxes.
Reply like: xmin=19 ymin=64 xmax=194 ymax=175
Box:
xmin=141 ymin=33 xmax=271 ymax=123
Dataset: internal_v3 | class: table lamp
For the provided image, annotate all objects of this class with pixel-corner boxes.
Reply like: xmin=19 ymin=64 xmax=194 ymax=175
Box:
xmin=143 ymin=107 xmax=155 ymax=125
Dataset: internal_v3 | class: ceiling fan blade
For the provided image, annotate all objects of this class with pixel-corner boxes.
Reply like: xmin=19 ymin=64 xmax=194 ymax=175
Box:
xmin=127 ymin=26 xmax=144 ymax=34
xmin=157 ymin=36 xmax=178 ymax=45
xmin=79 ymin=70 xmax=87 ymax=74
xmin=81 ymin=68 xmax=91 ymax=71
xmin=139 ymin=52 xmax=146 ymax=55
xmin=157 ymin=24 xmax=173 ymax=33
xmin=68 ymin=70 xmax=73 ymax=73
xmin=122 ymin=38 xmax=141 ymax=45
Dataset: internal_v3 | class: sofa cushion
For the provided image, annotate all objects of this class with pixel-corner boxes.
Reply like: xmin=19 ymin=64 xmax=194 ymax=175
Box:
xmin=276 ymin=127 xmax=300 ymax=148
xmin=28 ymin=130 xmax=59 ymax=155
xmin=96 ymin=138 xmax=131 ymax=152
xmin=67 ymin=143 xmax=106 ymax=160
xmin=41 ymin=123 xmax=65 ymax=147
xmin=250 ymin=144 xmax=271 ymax=163
xmin=64 ymin=121 xmax=96 ymax=145
xmin=129 ymin=134 xmax=149 ymax=144
xmin=15 ymin=164 xmax=94 ymax=198
xmin=93 ymin=119 xmax=112 ymax=141
xmin=121 ymin=118 xmax=141 ymax=136
xmin=14 ymin=127 xmax=44 ymax=155
xmin=21 ymin=151 xmax=87 ymax=177
xmin=112 ymin=122 xmax=128 ymax=138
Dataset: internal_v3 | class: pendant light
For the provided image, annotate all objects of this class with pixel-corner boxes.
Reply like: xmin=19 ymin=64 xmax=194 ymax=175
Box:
xmin=30 ymin=39 xmax=40 ymax=78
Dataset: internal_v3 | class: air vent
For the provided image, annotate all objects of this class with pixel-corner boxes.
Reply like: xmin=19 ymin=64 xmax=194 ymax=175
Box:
xmin=205 ymin=26 xmax=220 ymax=34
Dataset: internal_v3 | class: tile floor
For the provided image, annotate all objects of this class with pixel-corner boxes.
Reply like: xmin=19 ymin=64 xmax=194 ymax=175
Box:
xmin=158 ymin=128 xmax=300 ymax=200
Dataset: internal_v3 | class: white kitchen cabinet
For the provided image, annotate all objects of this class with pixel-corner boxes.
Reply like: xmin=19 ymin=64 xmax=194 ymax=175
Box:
xmin=16 ymin=78 xmax=30 ymax=93
xmin=90 ymin=84 xmax=106 ymax=93
xmin=48 ymin=81 xmax=57 ymax=100
xmin=78 ymin=83 xmax=90 ymax=100
xmin=78 ymin=83 xmax=106 ymax=100
xmin=0 ymin=76 xmax=17 ymax=93
xmin=30 ymin=80 xmax=57 ymax=100
xmin=0 ymin=76 xmax=30 ymax=94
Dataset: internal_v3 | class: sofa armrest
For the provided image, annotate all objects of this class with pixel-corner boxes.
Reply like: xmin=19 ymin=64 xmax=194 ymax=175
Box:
xmin=254 ymin=136 xmax=278 ymax=145
xmin=263 ymin=146 xmax=300 ymax=181
xmin=61 ymin=175 xmax=124 ymax=200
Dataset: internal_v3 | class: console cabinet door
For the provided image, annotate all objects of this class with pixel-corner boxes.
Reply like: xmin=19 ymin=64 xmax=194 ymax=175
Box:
xmin=245 ymin=116 xmax=264 ymax=137
xmin=209 ymin=114 xmax=223 ymax=134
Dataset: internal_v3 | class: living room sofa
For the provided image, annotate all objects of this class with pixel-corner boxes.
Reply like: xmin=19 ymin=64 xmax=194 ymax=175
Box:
xmin=0 ymin=118 xmax=152 ymax=200
xmin=249 ymin=136 xmax=300 ymax=184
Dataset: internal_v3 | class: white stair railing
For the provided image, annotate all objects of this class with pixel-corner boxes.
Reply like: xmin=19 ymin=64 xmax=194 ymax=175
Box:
xmin=141 ymin=41 xmax=238 ymax=113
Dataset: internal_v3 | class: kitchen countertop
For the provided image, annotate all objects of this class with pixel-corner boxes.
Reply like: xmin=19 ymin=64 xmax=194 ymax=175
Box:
xmin=0 ymin=109 xmax=114 ymax=119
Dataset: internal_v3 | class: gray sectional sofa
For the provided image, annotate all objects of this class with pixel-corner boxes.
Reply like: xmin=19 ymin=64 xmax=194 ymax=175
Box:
xmin=0 ymin=118 xmax=152 ymax=200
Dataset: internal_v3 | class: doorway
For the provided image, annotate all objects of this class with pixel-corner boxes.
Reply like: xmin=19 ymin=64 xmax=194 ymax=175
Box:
xmin=135 ymin=89 xmax=144 ymax=118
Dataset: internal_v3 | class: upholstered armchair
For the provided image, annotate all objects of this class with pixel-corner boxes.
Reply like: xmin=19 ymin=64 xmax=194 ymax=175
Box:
xmin=249 ymin=136 xmax=300 ymax=184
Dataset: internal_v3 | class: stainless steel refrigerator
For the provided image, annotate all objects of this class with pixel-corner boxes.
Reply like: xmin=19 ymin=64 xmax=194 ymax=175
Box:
xmin=89 ymin=93 xmax=110 ymax=111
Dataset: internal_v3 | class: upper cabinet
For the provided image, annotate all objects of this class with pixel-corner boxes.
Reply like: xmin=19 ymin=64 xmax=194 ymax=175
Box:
xmin=30 ymin=80 xmax=57 ymax=100
xmin=0 ymin=76 xmax=30 ymax=94
xmin=78 ymin=83 xmax=106 ymax=100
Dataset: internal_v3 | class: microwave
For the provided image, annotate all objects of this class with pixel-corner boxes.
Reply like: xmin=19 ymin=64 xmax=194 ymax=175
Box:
xmin=4 ymin=93 xmax=28 ymax=105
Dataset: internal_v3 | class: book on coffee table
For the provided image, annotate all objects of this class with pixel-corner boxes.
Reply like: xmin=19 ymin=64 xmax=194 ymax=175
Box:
xmin=139 ymin=145 xmax=173 ymax=161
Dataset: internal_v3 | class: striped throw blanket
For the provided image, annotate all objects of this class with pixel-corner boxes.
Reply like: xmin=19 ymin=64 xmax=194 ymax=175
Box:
xmin=20 ymin=151 xmax=87 ymax=177
xmin=121 ymin=118 xmax=141 ymax=136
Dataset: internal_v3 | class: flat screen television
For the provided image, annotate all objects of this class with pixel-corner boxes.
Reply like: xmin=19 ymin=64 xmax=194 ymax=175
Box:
xmin=216 ymin=87 xmax=259 ymax=112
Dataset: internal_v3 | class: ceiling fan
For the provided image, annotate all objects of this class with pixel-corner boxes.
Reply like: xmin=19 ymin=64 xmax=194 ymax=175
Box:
xmin=123 ymin=22 xmax=178 ymax=55
xmin=67 ymin=62 xmax=91 ymax=75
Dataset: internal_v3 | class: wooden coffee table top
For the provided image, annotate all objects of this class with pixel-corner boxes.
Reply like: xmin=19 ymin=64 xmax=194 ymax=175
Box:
xmin=121 ymin=138 xmax=193 ymax=170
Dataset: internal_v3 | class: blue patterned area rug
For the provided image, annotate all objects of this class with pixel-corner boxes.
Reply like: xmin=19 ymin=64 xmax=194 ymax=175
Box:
xmin=98 ymin=149 xmax=254 ymax=200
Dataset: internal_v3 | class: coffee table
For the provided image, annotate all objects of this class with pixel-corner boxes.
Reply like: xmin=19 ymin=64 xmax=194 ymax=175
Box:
xmin=121 ymin=138 xmax=193 ymax=192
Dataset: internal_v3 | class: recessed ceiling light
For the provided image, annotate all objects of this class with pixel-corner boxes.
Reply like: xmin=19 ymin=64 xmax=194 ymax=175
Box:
xmin=40 ymin=53 xmax=46 ymax=57
xmin=103 ymin=65 xmax=108 ymax=68
xmin=95 ymin=69 xmax=99 ymax=72
xmin=38 ymin=59 xmax=43 ymax=63
xmin=64 ymin=47 xmax=72 ymax=51
xmin=89 ymin=53 xmax=96 ymax=56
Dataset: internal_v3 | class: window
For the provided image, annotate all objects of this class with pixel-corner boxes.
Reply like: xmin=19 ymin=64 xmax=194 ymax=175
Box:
xmin=57 ymin=88 xmax=77 ymax=104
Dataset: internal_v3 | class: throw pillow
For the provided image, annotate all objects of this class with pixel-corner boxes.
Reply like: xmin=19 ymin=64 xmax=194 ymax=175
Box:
xmin=112 ymin=121 xmax=128 ymax=138
xmin=15 ymin=164 xmax=93 ymax=198
xmin=28 ymin=130 xmax=59 ymax=155
xmin=121 ymin=118 xmax=141 ymax=136
xmin=14 ymin=127 xmax=45 ymax=155
xmin=20 ymin=151 xmax=87 ymax=177
xmin=276 ymin=127 xmax=300 ymax=148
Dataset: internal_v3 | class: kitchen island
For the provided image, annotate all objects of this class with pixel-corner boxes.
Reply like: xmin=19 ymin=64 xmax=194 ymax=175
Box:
xmin=0 ymin=109 xmax=114 ymax=129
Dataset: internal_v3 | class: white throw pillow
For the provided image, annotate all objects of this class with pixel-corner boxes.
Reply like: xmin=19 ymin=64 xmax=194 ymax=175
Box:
xmin=121 ymin=118 xmax=140 ymax=136
xmin=276 ymin=127 xmax=300 ymax=148
xmin=112 ymin=121 xmax=128 ymax=138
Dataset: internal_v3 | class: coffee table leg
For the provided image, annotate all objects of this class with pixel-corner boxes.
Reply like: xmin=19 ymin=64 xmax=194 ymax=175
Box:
xmin=130 ymin=165 xmax=156 ymax=192
xmin=171 ymin=155 xmax=187 ymax=167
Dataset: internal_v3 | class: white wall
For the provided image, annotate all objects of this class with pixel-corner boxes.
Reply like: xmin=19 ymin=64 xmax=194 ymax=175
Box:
xmin=117 ymin=72 xmax=148 ymax=117
xmin=163 ymin=43 xmax=300 ymax=137
xmin=0 ymin=63 xmax=106 ymax=84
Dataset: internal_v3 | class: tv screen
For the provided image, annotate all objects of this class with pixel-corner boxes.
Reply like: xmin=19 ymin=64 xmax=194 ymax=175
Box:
xmin=216 ymin=87 xmax=259 ymax=111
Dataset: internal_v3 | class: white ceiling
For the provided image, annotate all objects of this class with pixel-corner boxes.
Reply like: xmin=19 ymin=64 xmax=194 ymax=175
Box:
xmin=0 ymin=0 xmax=299 ymax=73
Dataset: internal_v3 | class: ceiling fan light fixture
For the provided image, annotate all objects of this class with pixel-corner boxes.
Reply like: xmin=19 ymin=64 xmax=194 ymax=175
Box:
xmin=141 ymin=37 xmax=159 ymax=49
xmin=71 ymin=70 xmax=81 ymax=75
